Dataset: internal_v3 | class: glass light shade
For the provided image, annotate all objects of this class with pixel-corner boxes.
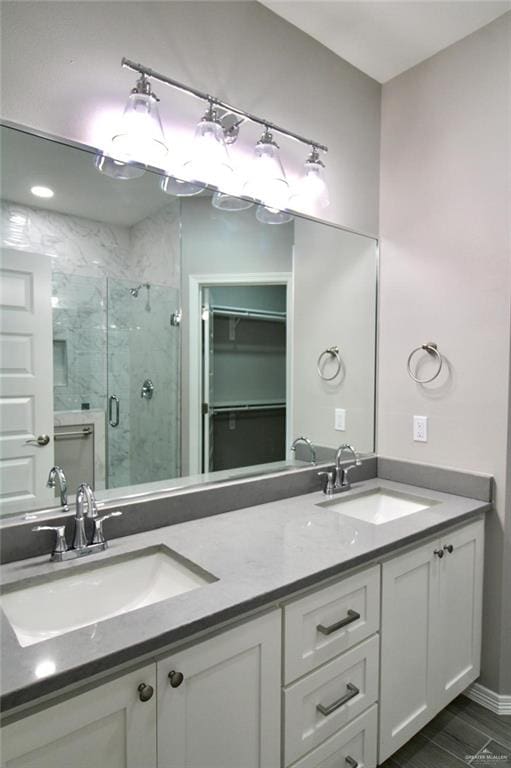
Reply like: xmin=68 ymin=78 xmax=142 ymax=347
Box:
xmin=292 ymin=158 xmax=330 ymax=209
xmin=94 ymin=153 xmax=145 ymax=180
xmin=212 ymin=191 xmax=254 ymax=211
xmin=243 ymin=136 xmax=290 ymax=210
xmin=111 ymin=92 xmax=167 ymax=167
xmin=183 ymin=117 xmax=233 ymax=190
xmin=255 ymin=205 xmax=293 ymax=225
xmin=160 ymin=174 xmax=205 ymax=197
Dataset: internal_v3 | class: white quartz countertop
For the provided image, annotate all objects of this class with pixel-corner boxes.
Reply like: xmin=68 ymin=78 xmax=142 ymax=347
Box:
xmin=0 ymin=478 xmax=489 ymax=713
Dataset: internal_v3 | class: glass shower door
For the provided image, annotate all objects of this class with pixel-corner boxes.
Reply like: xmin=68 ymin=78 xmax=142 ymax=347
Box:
xmin=106 ymin=278 xmax=181 ymax=490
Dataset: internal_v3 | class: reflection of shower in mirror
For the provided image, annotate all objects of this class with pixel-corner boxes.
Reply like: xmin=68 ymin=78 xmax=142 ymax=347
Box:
xmin=129 ymin=283 xmax=151 ymax=311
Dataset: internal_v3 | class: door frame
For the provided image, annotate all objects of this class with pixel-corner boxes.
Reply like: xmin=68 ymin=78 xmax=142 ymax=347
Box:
xmin=188 ymin=272 xmax=293 ymax=475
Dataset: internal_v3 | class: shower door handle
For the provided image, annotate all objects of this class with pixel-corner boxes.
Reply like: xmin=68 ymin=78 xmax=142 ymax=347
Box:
xmin=109 ymin=395 xmax=120 ymax=427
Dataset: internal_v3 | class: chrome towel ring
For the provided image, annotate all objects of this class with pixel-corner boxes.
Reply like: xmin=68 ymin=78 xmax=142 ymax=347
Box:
xmin=317 ymin=346 xmax=342 ymax=381
xmin=407 ymin=342 xmax=443 ymax=383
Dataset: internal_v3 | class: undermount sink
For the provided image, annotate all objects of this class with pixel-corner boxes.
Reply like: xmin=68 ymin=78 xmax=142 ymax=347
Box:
xmin=317 ymin=487 xmax=438 ymax=525
xmin=0 ymin=546 xmax=217 ymax=647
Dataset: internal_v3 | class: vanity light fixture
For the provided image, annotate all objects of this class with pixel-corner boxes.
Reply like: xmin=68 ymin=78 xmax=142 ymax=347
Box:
xmin=109 ymin=73 xmax=167 ymax=167
xmin=97 ymin=58 xmax=329 ymax=222
xmin=30 ymin=185 xmax=54 ymax=199
xmin=242 ymin=129 xmax=290 ymax=211
xmin=94 ymin=153 xmax=145 ymax=180
xmin=292 ymin=147 xmax=330 ymax=209
xmin=255 ymin=205 xmax=293 ymax=225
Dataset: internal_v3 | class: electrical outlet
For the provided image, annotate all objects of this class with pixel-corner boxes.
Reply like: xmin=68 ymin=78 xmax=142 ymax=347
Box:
xmin=335 ymin=408 xmax=346 ymax=431
xmin=413 ymin=415 xmax=428 ymax=442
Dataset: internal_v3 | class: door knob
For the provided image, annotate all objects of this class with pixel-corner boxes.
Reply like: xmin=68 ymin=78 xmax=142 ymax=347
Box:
xmin=25 ymin=434 xmax=50 ymax=446
xmin=137 ymin=683 xmax=154 ymax=702
xmin=168 ymin=670 xmax=184 ymax=688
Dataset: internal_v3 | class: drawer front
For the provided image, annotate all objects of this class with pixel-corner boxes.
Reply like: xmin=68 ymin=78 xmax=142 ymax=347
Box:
xmin=284 ymin=635 xmax=379 ymax=766
xmin=284 ymin=565 xmax=380 ymax=683
xmin=290 ymin=705 xmax=378 ymax=768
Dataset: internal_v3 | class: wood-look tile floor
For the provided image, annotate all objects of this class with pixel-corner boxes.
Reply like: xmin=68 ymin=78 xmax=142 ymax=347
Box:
xmin=380 ymin=696 xmax=511 ymax=768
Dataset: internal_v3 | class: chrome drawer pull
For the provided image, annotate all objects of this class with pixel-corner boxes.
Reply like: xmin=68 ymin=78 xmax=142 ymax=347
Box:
xmin=316 ymin=682 xmax=359 ymax=717
xmin=317 ymin=609 xmax=360 ymax=635
xmin=345 ymin=757 xmax=359 ymax=768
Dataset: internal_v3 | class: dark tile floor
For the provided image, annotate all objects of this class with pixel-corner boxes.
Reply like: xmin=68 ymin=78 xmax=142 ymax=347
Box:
xmin=381 ymin=696 xmax=511 ymax=768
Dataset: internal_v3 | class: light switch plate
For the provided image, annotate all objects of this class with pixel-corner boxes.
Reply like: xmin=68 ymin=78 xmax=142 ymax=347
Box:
xmin=413 ymin=415 xmax=428 ymax=442
xmin=335 ymin=408 xmax=346 ymax=431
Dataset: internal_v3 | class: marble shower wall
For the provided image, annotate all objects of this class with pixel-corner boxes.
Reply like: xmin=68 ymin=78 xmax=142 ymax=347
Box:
xmin=108 ymin=279 xmax=180 ymax=487
xmin=1 ymin=199 xmax=182 ymax=490
xmin=52 ymin=273 xmax=106 ymax=412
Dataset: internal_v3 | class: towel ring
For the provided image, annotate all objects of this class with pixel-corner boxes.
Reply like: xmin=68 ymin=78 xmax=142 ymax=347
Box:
xmin=317 ymin=346 xmax=342 ymax=381
xmin=407 ymin=342 xmax=443 ymax=383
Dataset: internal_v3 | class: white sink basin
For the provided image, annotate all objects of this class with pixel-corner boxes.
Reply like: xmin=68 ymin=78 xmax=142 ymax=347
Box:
xmin=1 ymin=547 xmax=217 ymax=647
xmin=317 ymin=488 xmax=438 ymax=525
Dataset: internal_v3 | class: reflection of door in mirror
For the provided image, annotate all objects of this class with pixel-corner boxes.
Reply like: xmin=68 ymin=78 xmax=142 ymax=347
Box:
xmin=0 ymin=248 xmax=55 ymax=513
xmin=200 ymin=284 xmax=287 ymax=473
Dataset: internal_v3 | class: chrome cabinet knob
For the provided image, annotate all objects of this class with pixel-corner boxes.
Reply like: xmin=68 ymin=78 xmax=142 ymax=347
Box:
xmin=443 ymin=544 xmax=454 ymax=554
xmin=434 ymin=548 xmax=444 ymax=558
xmin=168 ymin=670 xmax=184 ymax=688
xmin=137 ymin=683 xmax=154 ymax=702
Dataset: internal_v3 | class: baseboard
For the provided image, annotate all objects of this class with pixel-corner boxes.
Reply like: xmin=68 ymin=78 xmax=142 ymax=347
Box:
xmin=464 ymin=682 xmax=511 ymax=715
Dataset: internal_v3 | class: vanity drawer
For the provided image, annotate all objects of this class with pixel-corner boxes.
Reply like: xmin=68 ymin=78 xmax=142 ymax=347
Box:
xmin=284 ymin=634 xmax=379 ymax=766
xmin=284 ymin=565 xmax=380 ymax=683
xmin=289 ymin=704 xmax=378 ymax=768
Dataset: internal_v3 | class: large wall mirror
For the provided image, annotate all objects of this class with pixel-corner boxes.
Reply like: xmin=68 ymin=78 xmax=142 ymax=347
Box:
xmin=0 ymin=124 xmax=377 ymax=518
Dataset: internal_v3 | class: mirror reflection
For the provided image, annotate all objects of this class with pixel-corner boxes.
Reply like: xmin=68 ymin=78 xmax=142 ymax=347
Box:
xmin=0 ymin=125 xmax=377 ymax=517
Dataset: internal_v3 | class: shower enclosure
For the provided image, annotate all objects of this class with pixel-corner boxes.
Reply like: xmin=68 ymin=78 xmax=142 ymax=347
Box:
xmin=52 ymin=273 xmax=181 ymax=492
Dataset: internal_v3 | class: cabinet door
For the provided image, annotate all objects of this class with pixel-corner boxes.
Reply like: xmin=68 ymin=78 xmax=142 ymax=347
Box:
xmin=1 ymin=664 xmax=157 ymax=768
xmin=379 ymin=539 xmax=440 ymax=763
xmin=437 ymin=518 xmax=484 ymax=708
xmin=157 ymin=610 xmax=281 ymax=768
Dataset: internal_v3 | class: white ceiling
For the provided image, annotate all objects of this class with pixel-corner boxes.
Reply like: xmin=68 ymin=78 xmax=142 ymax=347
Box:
xmin=261 ymin=1 xmax=511 ymax=82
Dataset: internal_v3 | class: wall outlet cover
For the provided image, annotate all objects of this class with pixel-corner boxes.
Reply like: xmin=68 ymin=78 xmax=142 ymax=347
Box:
xmin=335 ymin=408 xmax=346 ymax=431
xmin=413 ymin=415 xmax=428 ymax=442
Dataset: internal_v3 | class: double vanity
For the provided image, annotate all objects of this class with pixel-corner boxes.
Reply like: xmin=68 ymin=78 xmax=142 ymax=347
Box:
xmin=0 ymin=464 xmax=489 ymax=768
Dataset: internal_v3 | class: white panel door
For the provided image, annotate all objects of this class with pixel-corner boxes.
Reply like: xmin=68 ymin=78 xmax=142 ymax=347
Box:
xmin=157 ymin=610 xmax=281 ymax=768
xmin=0 ymin=248 xmax=54 ymax=513
xmin=1 ymin=664 xmax=157 ymax=768
xmin=437 ymin=519 xmax=484 ymax=708
xmin=379 ymin=539 xmax=440 ymax=763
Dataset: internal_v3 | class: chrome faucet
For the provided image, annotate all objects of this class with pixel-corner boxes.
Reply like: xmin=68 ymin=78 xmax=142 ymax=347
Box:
xmin=290 ymin=436 xmax=317 ymax=465
xmin=334 ymin=444 xmax=362 ymax=491
xmin=47 ymin=466 xmax=69 ymax=511
xmin=73 ymin=482 xmax=98 ymax=550
xmin=33 ymin=482 xmax=122 ymax=562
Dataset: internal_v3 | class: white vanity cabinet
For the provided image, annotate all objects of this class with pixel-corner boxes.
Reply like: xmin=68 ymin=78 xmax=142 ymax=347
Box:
xmin=156 ymin=609 xmax=281 ymax=768
xmin=379 ymin=517 xmax=484 ymax=762
xmin=283 ymin=565 xmax=381 ymax=768
xmin=1 ymin=664 xmax=157 ymax=768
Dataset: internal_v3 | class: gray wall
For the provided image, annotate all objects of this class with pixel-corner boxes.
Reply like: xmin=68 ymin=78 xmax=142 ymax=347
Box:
xmin=293 ymin=219 xmax=377 ymax=453
xmin=0 ymin=0 xmax=381 ymax=235
xmin=379 ymin=13 xmax=511 ymax=694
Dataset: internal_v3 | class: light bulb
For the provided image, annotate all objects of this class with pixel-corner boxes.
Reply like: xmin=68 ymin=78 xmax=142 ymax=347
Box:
xmin=183 ymin=103 xmax=233 ymax=190
xmin=110 ymin=75 xmax=167 ymax=167
xmin=243 ymin=129 xmax=290 ymax=210
xmin=212 ymin=191 xmax=253 ymax=212
xmin=255 ymin=205 xmax=293 ymax=225
xmin=291 ymin=148 xmax=330 ymax=209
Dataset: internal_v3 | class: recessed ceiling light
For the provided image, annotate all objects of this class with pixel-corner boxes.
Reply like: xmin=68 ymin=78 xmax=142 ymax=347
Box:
xmin=30 ymin=185 xmax=54 ymax=199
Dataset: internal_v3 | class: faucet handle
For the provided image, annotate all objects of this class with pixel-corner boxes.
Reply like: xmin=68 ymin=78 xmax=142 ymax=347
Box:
xmin=318 ymin=471 xmax=336 ymax=496
xmin=32 ymin=525 xmax=68 ymax=555
xmin=92 ymin=511 xmax=122 ymax=545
